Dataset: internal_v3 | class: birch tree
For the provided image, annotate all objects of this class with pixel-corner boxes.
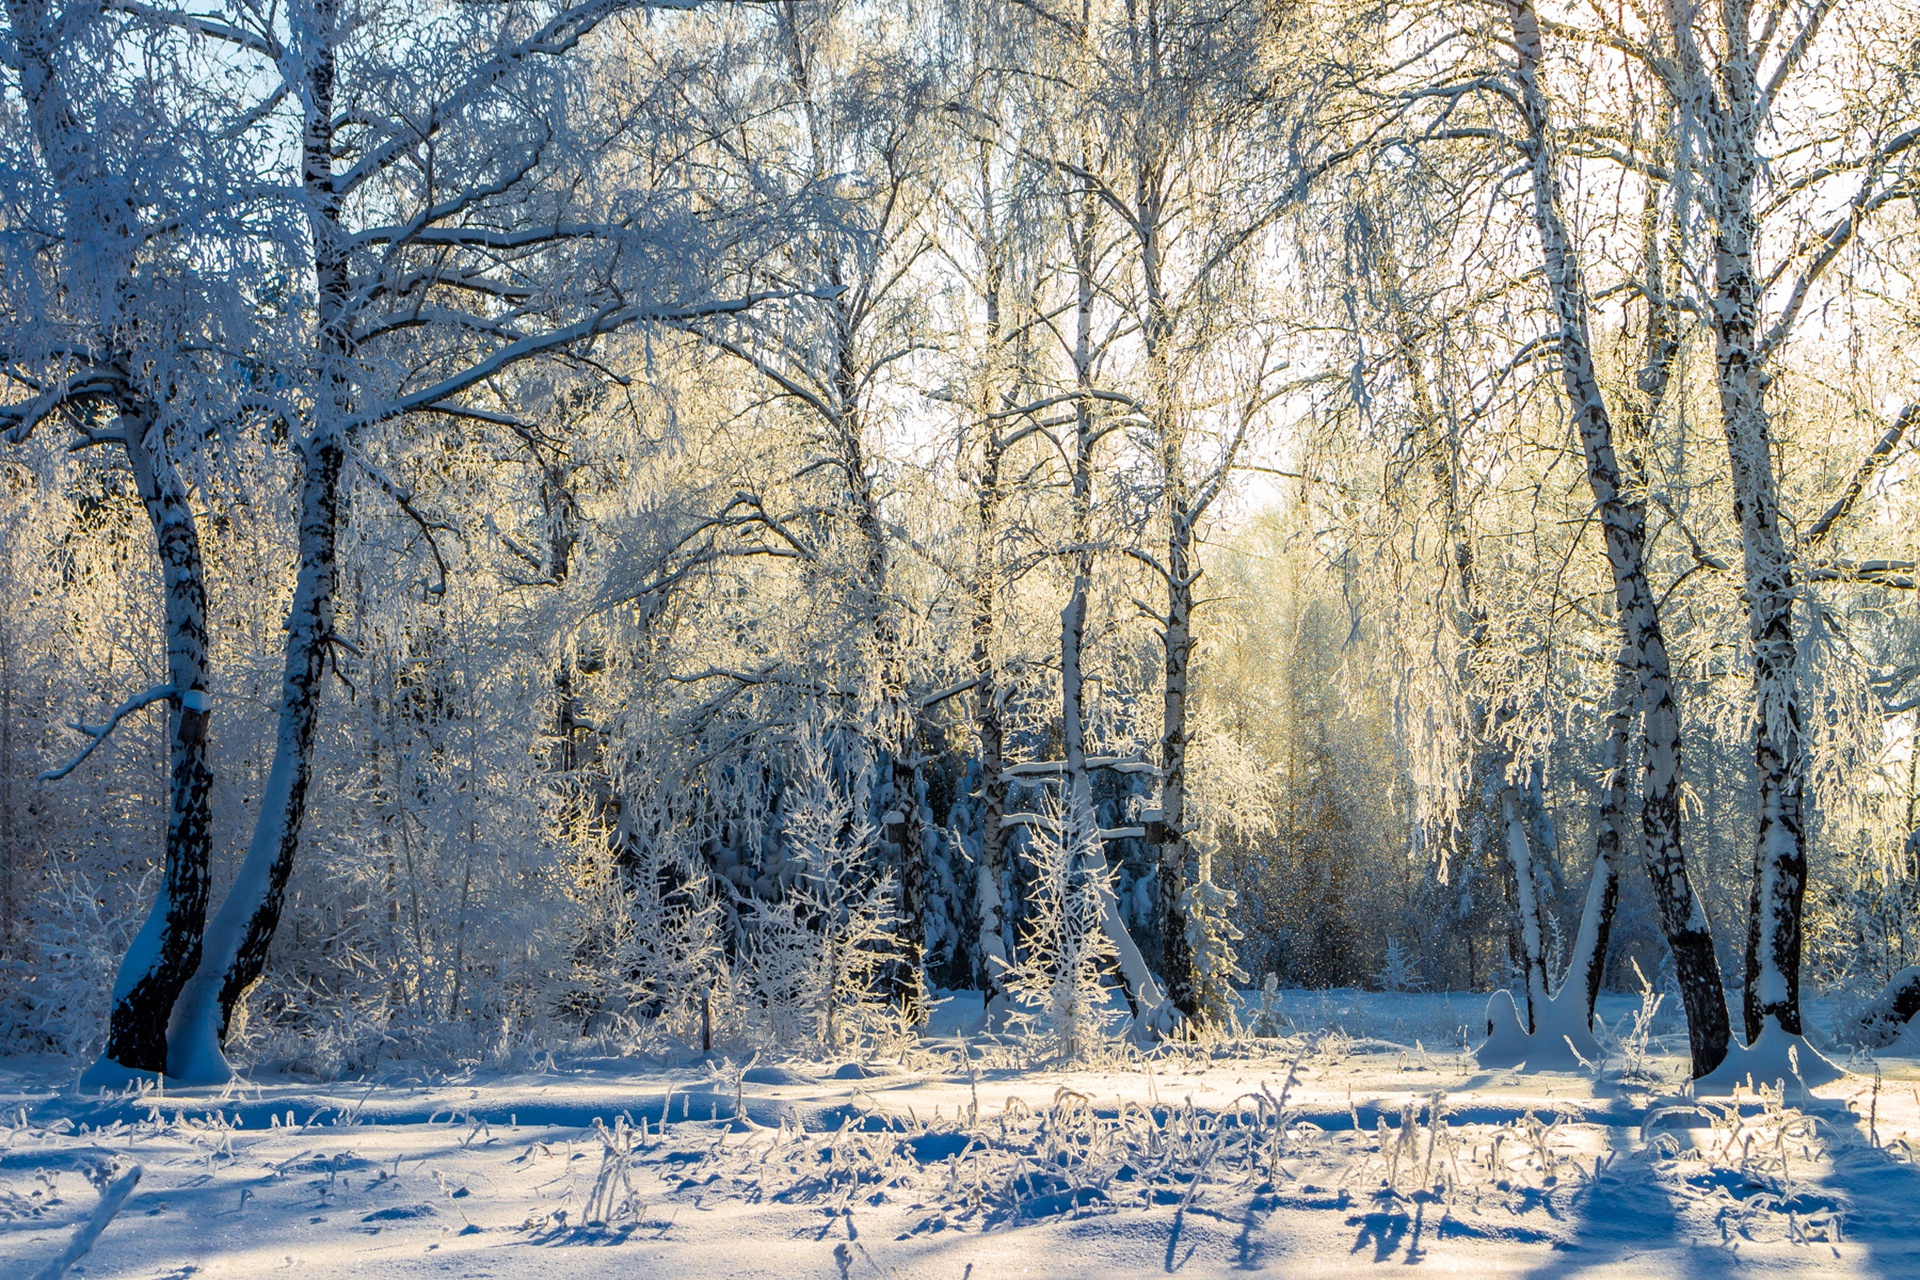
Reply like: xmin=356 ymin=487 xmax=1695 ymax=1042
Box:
xmin=0 ymin=0 xmax=267 ymax=1081
xmin=82 ymin=0 xmax=772 ymax=1080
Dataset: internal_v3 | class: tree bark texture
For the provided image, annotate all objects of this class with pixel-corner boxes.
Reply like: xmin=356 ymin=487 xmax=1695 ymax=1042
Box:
xmin=1507 ymin=0 xmax=1730 ymax=1074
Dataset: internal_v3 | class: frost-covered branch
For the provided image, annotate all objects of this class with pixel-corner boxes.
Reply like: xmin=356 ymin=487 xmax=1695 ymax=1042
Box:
xmin=38 ymin=685 xmax=181 ymax=782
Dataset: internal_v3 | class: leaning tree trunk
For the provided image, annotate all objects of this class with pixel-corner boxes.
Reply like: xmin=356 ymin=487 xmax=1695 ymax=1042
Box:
xmin=168 ymin=430 xmax=345 ymax=1081
xmin=1507 ymin=0 xmax=1730 ymax=1075
xmin=168 ymin=16 xmax=352 ymax=1079
xmin=1562 ymin=647 xmax=1636 ymax=1021
xmin=89 ymin=412 xmax=215 ymax=1079
xmin=1698 ymin=21 xmax=1808 ymax=1044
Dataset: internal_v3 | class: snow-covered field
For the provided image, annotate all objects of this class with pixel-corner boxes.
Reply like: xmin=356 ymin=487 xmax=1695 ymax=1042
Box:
xmin=7 ymin=991 xmax=1920 ymax=1279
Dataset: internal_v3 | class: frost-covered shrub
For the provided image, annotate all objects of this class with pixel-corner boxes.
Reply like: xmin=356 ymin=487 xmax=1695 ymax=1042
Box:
xmin=999 ymin=789 xmax=1119 ymax=1061
xmin=735 ymin=731 xmax=903 ymax=1053
xmin=1249 ymin=972 xmax=1286 ymax=1036
xmin=1184 ymin=849 xmax=1248 ymax=1027
xmin=1374 ymin=937 xmax=1425 ymax=993
xmin=0 ymin=866 xmax=150 ymax=1060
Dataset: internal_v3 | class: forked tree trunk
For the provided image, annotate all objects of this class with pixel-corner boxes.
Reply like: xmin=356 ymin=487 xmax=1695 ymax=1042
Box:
xmin=1692 ymin=5 xmax=1808 ymax=1043
xmin=1507 ymin=0 xmax=1730 ymax=1075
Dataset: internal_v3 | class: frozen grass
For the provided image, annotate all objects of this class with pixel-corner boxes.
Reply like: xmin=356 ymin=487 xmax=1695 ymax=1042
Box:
xmin=4 ymin=988 xmax=1920 ymax=1277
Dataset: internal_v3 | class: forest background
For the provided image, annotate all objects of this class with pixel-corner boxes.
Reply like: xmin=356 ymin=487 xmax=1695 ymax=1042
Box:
xmin=1 ymin=0 xmax=1917 ymax=1085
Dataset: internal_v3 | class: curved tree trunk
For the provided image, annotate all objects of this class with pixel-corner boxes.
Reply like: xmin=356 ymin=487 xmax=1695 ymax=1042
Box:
xmin=6 ymin=2 xmax=218 ymax=1082
xmin=1506 ymin=0 xmax=1730 ymax=1075
xmin=169 ymin=8 xmax=352 ymax=1079
xmin=168 ymin=431 xmax=345 ymax=1080
xmin=92 ymin=416 xmax=215 ymax=1078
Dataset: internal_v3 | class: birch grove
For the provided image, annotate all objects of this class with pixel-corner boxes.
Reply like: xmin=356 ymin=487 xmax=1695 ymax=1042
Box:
xmin=1 ymin=0 xmax=1918 ymax=1081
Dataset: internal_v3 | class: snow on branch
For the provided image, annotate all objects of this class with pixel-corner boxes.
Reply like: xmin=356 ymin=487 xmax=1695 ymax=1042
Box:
xmin=353 ymin=292 xmax=785 ymax=435
xmin=38 ymin=685 xmax=180 ymax=782
xmin=1803 ymin=403 xmax=1916 ymax=551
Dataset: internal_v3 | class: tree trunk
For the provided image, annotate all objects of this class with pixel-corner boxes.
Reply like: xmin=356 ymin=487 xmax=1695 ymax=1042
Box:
xmin=168 ymin=12 xmax=351 ymax=1079
xmin=1062 ymin=591 xmax=1165 ymax=1018
xmin=1500 ymin=781 xmax=1551 ymax=1028
xmin=971 ymin=425 xmax=1009 ymax=1004
xmin=971 ymin=145 xmax=1013 ymax=1006
xmin=1507 ymin=0 xmax=1730 ymax=1075
xmin=1700 ymin=13 xmax=1807 ymax=1044
xmin=6 ymin=0 xmax=218 ymax=1083
xmin=168 ymin=432 xmax=345 ymax=1080
xmin=1563 ymin=647 xmax=1635 ymax=1022
xmin=1157 ymin=506 xmax=1197 ymax=1022
xmin=1855 ymin=967 xmax=1920 ymax=1046
xmin=92 ymin=416 xmax=215 ymax=1078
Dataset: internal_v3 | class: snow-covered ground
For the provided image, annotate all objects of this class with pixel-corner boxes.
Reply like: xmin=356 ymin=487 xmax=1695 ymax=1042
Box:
xmin=7 ymin=990 xmax=1920 ymax=1279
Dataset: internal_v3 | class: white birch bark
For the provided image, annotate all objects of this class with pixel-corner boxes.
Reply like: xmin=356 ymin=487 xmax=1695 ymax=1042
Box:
xmin=169 ymin=0 xmax=352 ymax=1078
xmin=1506 ymin=0 xmax=1732 ymax=1074
xmin=2 ymin=0 xmax=216 ymax=1081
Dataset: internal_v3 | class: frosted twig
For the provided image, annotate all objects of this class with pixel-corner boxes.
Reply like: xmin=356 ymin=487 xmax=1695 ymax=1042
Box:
xmin=30 ymin=1165 xmax=141 ymax=1280
xmin=38 ymin=685 xmax=178 ymax=781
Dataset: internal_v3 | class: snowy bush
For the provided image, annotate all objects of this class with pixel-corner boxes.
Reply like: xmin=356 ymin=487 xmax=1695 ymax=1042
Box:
xmin=735 ymin=731 xmax=905 ymax=1054
xmin=998 ymin=790 xmax=1119 ymax=1062
xmin=1182 ymin=848 xmax=1248 ymax=1027
xmin=1374 ymin=937 xmax=1425 ymax=993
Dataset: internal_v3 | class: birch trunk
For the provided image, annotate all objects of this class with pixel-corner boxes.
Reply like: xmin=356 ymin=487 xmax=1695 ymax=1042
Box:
xmin=168 ymin=430 xmax=345 ymax=1080
xmin=169 ymin=4 xmax=352 ymax=1078
xmin=1700 ymin=3 xmax=1807 ymax=1043
xmin=1500 ymin=781 xmax=1551 ymax=1026
xmin=6 ymin=1 xmax=219 ymax=1081
xmin=1134 ymin=157 xmax=1197 ymax=1023
xmin=1053 ymin=178 xmax=1164 ymax=1021
xmin=1507 ymin=0 xmax=1730 ymax=1074
xmin=93 ymin=415 xmax=215 ymax=1078
xmin=1157 ymin=500 xmax=1198 ymax=1022
xmin=970 ymin=185 xmax=1010 ymax=1003
xmin=1062 ymin=591 xmax=1165 ymax=1018
xmin=1562 ymin=649 xmax=1636 ymax=1021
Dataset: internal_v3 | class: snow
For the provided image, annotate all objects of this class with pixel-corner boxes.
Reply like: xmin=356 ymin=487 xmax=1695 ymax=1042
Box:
xmin=1695 ymin=1019 xmax=1848 ymax=1093
xmin=7 ymin=989 xmax=1918 ymax=1278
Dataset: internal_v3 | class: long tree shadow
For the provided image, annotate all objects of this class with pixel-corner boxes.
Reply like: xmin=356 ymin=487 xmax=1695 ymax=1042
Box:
xmin=1803 ymin=1103 xmax=1920 ymax=1280
xmin=1512 ymin=1120 xmax=1742 ymax=1280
